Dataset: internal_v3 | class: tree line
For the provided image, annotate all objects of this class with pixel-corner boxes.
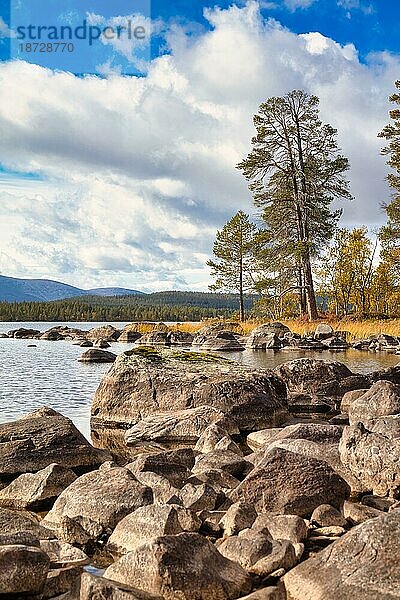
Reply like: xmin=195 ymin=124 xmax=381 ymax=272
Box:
xmin=0 ymin=291 xmax=256 ymax=322
xmin=208 ymin=85 xmax=400 ymax=321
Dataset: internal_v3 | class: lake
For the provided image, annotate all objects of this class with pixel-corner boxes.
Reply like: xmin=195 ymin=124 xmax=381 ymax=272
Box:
xmin=1 ymin=321 xmax=399 ymax=441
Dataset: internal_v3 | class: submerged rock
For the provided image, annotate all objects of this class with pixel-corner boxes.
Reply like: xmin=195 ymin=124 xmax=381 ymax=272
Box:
xmin=92 ymin=349 xmax=289 ymax=433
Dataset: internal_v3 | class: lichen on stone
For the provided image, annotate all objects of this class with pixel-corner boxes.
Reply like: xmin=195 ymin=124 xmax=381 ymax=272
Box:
xmin=124 ymin=346 xmax=163 ymax=362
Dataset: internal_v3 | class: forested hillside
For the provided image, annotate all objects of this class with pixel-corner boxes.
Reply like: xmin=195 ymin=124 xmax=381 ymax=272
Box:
xmin=0 ymin=291 xmax=257 ymax=322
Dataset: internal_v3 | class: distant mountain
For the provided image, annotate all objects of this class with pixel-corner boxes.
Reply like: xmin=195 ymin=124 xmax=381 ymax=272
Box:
xmin=0 ymin=275 xmax=144 ymax=303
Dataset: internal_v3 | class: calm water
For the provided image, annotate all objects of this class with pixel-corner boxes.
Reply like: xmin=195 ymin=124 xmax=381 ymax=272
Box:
xmin=1 ymin=321 xmax=399 ymax=441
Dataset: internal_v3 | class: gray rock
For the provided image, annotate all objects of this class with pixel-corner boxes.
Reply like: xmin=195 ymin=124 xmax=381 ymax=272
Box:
xmin=0 ymin=407 xmax=110 ymax=477
xmin=250 ymin=539 xmax=297 ymax=576
xmin=283 ymin=510 xmax=400 ymax=599
xmin=219 ymin=502 xmax=257 ymax=537
xmin=192 ymin=450 xmax=247 ymax=478
xmin=314 ymin=323 xmax=335 ymax=340
xmin=348 ymin=380 xmax=400 ymax=426
xmin=125 ymin=406 xmax=231 ymax=448
xmin=179 ymin=482 xmax=218 ymax=512
xmin=230 ymin=447 xmax=350 ymax=517
xmin=78 ymin=348 xmax=117 ymax=363
xmin=0 ymin=544 xmax=50 ymax=595
xmin=135 ymin=331 xmax=168 ymax=345
xmin=87 ymin=325 xmax=121 ymax=342
xmin=340 ymin=388 xmax=368 ymax=413
xmin=79 ymin=571 xmax=163 ymax=599
xmin=310 ymin=504 xmax=348 ymax=528
xmin=42 ymin=467 xmax=153 ymax=543
xmin=246 ymin=324 xmax=285 ymax=349
xmin=126 ymin=448 xmax=194 ymax=489
xmin=92 ymin=350 xmax=289 ymax=433
xmin=199 ymin=331 xmax=245 ymax=351
xmin=104 ymin=532 xmax=252 ymax=600
xmin=167 ymin=331 xmax=194 ymax=346
xmin=194 ymin=469 xmax=241 ymax=491
xmin=217 ymin=531 xmax=273 ymax=570
xmin=40 ymin=539 xmax=89 ymax=567
xmin=0 ymin=463 xmax=77 ymax=509
xmin=342 ymin=500 xmax=385 ymax=525
xmin=339 ymin=421 xmax=400 ymax=496
xmin=107 ymin=503 xmax=199 ymax=556
xmin=251 ymin=514 xmax=308 ymax=544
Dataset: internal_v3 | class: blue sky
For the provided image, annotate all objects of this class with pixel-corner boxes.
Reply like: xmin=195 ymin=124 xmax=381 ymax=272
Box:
xmin=0 ymin=0 xmax=398 ymax=290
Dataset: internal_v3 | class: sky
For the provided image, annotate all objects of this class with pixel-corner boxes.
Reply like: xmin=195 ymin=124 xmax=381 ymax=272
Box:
xmin=0 ymin=0 xmax=398 ymax=292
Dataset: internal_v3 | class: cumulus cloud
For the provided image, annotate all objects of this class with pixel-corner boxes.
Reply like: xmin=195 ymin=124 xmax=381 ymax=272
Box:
xmin=0 ymin=1 xmax=396 ymax=289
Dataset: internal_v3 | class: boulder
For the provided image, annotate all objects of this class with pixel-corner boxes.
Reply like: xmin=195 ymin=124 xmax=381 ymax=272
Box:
xmin=79 ymin=571 xmax=163 ymax=600
xmin=339 ymin=420 xmax=400 ymax=496
xmin=87 ymin=325 xmax=121 ymax=342
xmin=340 ymin=388 xmax=368 ymax=413
xmin=283 ymin=511 xmax=400 ymax=599
xmin=230 ymin=447 xmax=350 ymax=516
xmin=125 ymin=406 xmax=232 ymax=449
xmin=132 ymin=472 xmax=181 ymax=504
xmin=0 ymin=463 xmax=77 ymax=509
xmin=274 ymin=359 xmax=356 ymax=407
xmin=42 ymin=467 xmax=153 ymax=544
xmin=219 ymin=502 xmax=258 ymax=537
xmin=118 ymin=330 xmax=143 ymax=343
xmin=0 ymin=531 xmax=40 ymax=547
xmin=135 ymin=331 xmax=169 ymax=345
xmin=92 ymin=349 xmax=289 ymax=433
xmin=192 ymin=450 xmax=247 ymax=479
xmin=41 ymin=564 xmax=83 ymax=599
xmin=240 ymin=589 xmax=286 ymax=600
xmin=8 ymin=327 xmax=40 ymax=338
xmin=310 ymin=504 xmax=348 ymax=528
xmin=369 ymin=364 xmax=400 ymax=385
xmin=126 ymin=448 xmax=194 ymax=489
xmin=348 ymin=380 xmax=400 ymax=426
xmin=247 ymin=428 xmax=284 ymax=452
xmin=179 ymin=482 xmax=218 ymax=512
xmin=192 ymin=323 xmax=244 ymax=346
xmin=167 ymin=331 xmax=194 ymax=346
xmin=251 ymin=514 xmax=308 ymax=544
xmin=194 ymin=423 xmax=240 ymax=454
xmin=314 ymin=323 xmax=334 ymax=340
xmin=250 ymin=539 xmax=297 ymax=577
xmin=40 ymin=329 xmax=64 ymax=341
xmin=40 ymin=539 xmax=89 ymax=567
xmin=0 ymin=545 xmax=50 ymax=595
xmin=104 ymin=532 xmax=252 ymax=599
xmin=107 ymin=503 xmax=199 ymax=556
xmin=80 ymin=340 xmax=94 ymax=347
xmin=342 ymin=500 xmax=385 ymax=525
xmin=78 ymin=348 xmax=117 ymax=363
xmin=95 ymin=340 xmax=111 ymax=348
xmin=217 ymin=531 xmax=273 ymax=570
xmin=0 ymin=507 xmax=53 ymax=539
xmin=0 ymin=407 xmax=110 ymax=477
xmin=200 ymin=331 xmax=245 ymax=351
xmin=246 ymin=324 xmax=287 ymax=349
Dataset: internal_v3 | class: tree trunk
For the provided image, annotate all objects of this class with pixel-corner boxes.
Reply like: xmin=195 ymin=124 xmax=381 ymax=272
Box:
xmin=239 ymin=256 xmax=245 ymax=322
xmin=303 ymin=257 xmax=318 ymax=320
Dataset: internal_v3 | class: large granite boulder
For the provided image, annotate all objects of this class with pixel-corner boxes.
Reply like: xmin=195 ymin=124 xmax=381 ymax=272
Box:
xmin=167 ymin=331 xmax=194 ymax=346
xmin=192 ymin=323 xmax=243 ymax=346
xmin=8 ymin=327 xmax=40 ymax=338
xmin=230 ymin=446 xmax=350 ymax=516
xmin=104 ymin=532 xmax=252 ymax=599
xmin=42 ymin=466 xmax=153 ymax=544
xmin=0 ymin=545 xmax=50 ymax=596
xmin=125 ymin=406 xmax=232 ymax=449
xmin=0 ymin=407 xmax=110 ymax=479
xmin=0 ymin=463 xmax=77 ymax=509
xmin=283 ymin=511 xmax=400 ymax=599
xmin=92 ymin=349 xmax=289 ymax=433
xmin=87 ymin=325 xmax=121 ymax=342
xmin=246 ymin=323 xmax=289 ymax=349
xmin=274 ymin=359 xmax=364 ymax=407
xmin=126 ymin=448 xmax=194 ymax=489
xmin=199 ymin=331 xmax=245 ymax=352
xmin=339 ymin=419 xmax=400 ymax=496
xmin=135 ymin=331 xmax=169 ymax=345
xmin=0 ymin=507 xmax=53 ymax=539
xmin=79 ymin=571 xmax=163 ymax=600
xmin=348 ymin=380 xmax=400 ymax=426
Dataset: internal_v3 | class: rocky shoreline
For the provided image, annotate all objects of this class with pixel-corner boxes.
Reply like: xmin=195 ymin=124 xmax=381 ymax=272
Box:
xmin=4 ymin=320 xmax=400 ymax=355
xmin=1 ymin=340 xmax=400 ymax=598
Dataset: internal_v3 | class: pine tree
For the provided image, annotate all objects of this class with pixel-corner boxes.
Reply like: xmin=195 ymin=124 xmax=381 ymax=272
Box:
xmin=238 ymin=90 xmax=352 ymax=321
xmin=207 ymin=211 xmax=257 ymax=321
xmin=379 ymin=80 xmax=400 ymax=263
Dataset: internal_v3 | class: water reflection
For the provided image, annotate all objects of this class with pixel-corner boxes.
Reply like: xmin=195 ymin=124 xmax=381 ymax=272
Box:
xmin=0 ymin=321 xmax=399 ymax=439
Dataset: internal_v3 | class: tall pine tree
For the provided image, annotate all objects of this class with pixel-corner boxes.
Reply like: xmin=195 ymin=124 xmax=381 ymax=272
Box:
xmin=238 ymin=90 xmax=352 ymax=320
xmin=207 ymin=211 xmax=257 ymax=321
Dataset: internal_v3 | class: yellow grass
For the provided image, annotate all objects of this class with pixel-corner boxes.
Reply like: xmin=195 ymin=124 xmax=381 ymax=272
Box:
xmin=129 ymin=317 xmax=400 ymax=340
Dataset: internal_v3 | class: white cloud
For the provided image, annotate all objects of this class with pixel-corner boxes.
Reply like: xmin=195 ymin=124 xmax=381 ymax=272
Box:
xmin=283 ymin=0 xmax=317 ymax=10
xmin=0 ymin=1 xmax=396 ymax=289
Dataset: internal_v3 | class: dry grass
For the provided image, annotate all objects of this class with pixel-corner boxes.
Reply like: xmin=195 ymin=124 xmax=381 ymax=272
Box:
xmin=131 ymin=317 xmax=400 ymax=340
